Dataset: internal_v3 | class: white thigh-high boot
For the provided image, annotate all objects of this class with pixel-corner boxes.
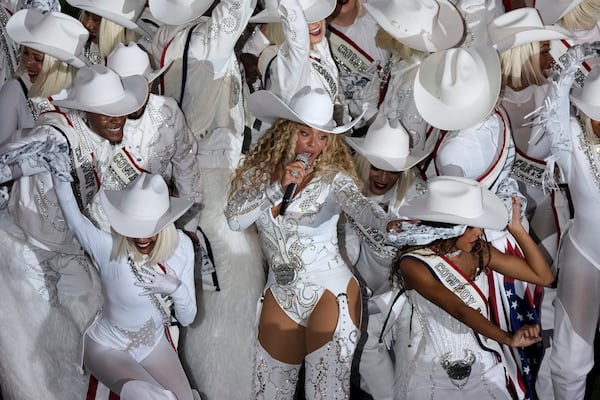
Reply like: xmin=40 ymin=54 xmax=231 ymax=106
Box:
xmin=357 ymin=313 xmax=394 ymax=400
xmin=305 ymin=294 xmax=360 ymax=400
xmin=254 ymin=341 xmax=302 ymax=400
xmin=120 ymin=380 xmax=177 ymax=400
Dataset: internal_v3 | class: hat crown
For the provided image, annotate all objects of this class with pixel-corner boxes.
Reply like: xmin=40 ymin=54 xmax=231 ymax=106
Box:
xmin=389 ymin=0 xmax=438 ymax=35
xmin=289 ymin=87 xmax=335 ymax=130
xmin=436 ymin=48 xmax=484 ymax=108
xmin=364 ymin=118 xmax=410 ymax=158
xmin=7 ymin=10 xmax=88 ymax=64
xmin=68 ymin=65 xmax=129 ymax=109
xmin=107 ymin=42 xmax=152 ymax=78
xmin=116 ymin=174 xmax=170 ymax=221
xmin=425 ymin=178 xmax=484 ymax=219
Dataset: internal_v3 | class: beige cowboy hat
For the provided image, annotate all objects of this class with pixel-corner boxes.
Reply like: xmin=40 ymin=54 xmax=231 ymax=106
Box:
xmin=345 ymin=116 xmax=436 ymax=172
xmin=249 ymin=86 xmax=365 ymax=134
xmin=488 ymin=7 xmax=571 ymax=52
xmin=107 ymin=42 xmax=170 ymax=83
xmin=7 ymin=10 xmax=89 ymax=68
xmin=148 ymin=0 xmax=214 ymax=25
xmin=66 ymin=0 xmax=146 ymax=31
xmin=250 ymin=0 xmax=336 ymax=24
xmin=413 ymin=45 xmax=502 ymax=131
xmin=398 ymin=176 xmax=509 ymax=231
xmin=363 ymin=0 xmax=464 ymax=52
xmin=53 ymin=64 xmax=148 ymax=116
xmin=570 ymin=65 xmax=600 ymax=120
xmin=535 ymin=0 xmax=583 ymax=24
xmin=100 ymin=173 xmax=193 ymax=238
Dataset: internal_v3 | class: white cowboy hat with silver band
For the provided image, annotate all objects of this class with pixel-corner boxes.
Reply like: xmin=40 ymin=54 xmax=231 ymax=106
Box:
xmin=249 ymin=86 xmax=365 ymax=134
xmin=250 ymin=0 xmax=336 ymax=24
xmin=7 ymin=9 xmax=89 ymax=68
xmin=53 ymin=64 xmax=148 ymax=116
xmin=345 ymin=115 xmax=437 ymax=172
xmin=100 ymin=173 xmax=193 ymax=238
xmin=363 ymin=0 xmax=464 ymax=52
xmin=107 ymin=41 xmax=170 ymax=83
xmin=413 ymin=45 xmax=502 ymax=131
xmin=398 ymin=176 xmax=509 ymax=231
xmin=488 ymin=7 xmax=571 ymax=52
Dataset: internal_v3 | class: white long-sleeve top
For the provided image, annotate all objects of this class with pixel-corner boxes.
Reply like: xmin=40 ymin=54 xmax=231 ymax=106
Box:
xmin=225 ymin=170 xmax=389 ymax=277
xmin=53 ymin=177 xmax=196 ymax=331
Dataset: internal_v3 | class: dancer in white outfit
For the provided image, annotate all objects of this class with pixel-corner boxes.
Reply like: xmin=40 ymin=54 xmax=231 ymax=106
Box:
xmin=225 ymin=86 xmax=396 ymax=399
xmin=388 ymin=176 xmax=553 ymax=400
xmin=51 ymin=172 xmax=196 ymax=400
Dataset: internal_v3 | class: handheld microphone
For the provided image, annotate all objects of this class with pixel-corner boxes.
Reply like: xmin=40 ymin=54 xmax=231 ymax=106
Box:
xmin=280 ymin=153 xmax=310 ymax=216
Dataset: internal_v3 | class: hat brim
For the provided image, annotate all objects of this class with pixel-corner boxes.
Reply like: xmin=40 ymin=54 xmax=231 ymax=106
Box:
xmin=536 ymin=0 xmax=583 ymax=24
xmin=493 ymin=27 xmax=571 ymax=53
xmin=146 ymin=60 xmax=171 ymax=82
xmin=570 ymin=91 xmax=600 ymax=120
xmin=67 ymin=0 xmax=141 ymax=30
xmin=398 ymin=177 xmax=509 ymax=231
xmin=148 ymin=0 xmax=213 ymax=25
xmin=7 ymin=11 xmax=89 ymax=68
xmin=249 ymin=90 xmax=364 ymax=134
xmin=345 ymin=129 xmax=438 ymax=172
xmin=250 ymin=0 xmax=336 ymax=24
xmin=53 ymin=74 xmax=148 ymax=116
xmin=100 ymin=189 xmax=193 ymax=238
xmin=364 ymin=0 xmax=464 ymax=52
xmin=13 ymin=41 xmax=88 ymax=67
xmin=413 ymin=46 xmax=501 ymax=131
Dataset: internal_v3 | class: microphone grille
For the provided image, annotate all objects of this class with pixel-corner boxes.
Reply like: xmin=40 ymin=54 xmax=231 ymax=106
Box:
xmin=296 ymin=153 xmax=310 ymax=169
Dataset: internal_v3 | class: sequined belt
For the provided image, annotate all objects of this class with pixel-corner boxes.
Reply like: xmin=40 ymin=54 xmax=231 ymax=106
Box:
xmin=511 ymin=151 xmax=546 ymax=188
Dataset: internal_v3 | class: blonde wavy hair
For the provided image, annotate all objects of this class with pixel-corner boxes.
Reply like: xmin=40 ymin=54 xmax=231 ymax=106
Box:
xmin=559 ymin=0 xmax=600 ymax=31
xmin=500 ymin=42 xmax=548 ymax=90
xmin=112 ymin=223 xmax=179 ymax=265
xmin=17 ymin=49 xmax=75 ymax=98
xmin=229 ymin=119 xmax=361 ymax=195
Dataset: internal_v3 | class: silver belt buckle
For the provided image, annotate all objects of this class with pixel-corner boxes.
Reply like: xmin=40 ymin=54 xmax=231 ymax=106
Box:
xmin=440 ymin=350 xmax=475 ymax=389
xmin=272 ymin=263 xmax=298 ymax=286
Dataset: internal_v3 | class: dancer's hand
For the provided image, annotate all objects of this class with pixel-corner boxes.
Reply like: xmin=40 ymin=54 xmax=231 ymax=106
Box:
xmin=509 ymin=324 xmax=542 ymax=347
xmin=135 ymin=266 xmax=181 ymax=295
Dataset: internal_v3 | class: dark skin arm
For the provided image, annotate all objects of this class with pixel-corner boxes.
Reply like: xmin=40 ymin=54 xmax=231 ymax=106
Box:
xmin=400 ymin=257 xmax=541 ymax=347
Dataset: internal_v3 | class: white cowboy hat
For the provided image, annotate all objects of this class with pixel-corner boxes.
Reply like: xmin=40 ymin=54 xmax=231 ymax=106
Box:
xmin=535 ymin=0 xmax=583 ymax=24
xmin=570 ymin=66 xmax=600 ymax=120
xmin=107 ymin=42 xmax=170 ymax=83
xmin=53 ymin=64 xmax=148 ymax=116
xmin=249 ymin=86 xmax=365 ymax=134
xmin=363 ymin=0 xmax=464 ymax=52
xmin=345 ymin=116 xmax=436 ymax=172
xmin=398 ymin=176 xmax=509 ymax=231
xmin=250 ymin=0 xmax=336 ymax=24
xmin=100 ymin=173 xmax=193 ymax=238
xmin=413 ymin=46 xmax=501 ymax=131
xmin=66 ymin=0 xmax=146 ymax=31
xmin=488 ymin=7 xmax=571 ymax=52
xmin=7 ymin=10 xmax=89 ymax=68
xmin=148 ymin=0 xmax=214 ymax=25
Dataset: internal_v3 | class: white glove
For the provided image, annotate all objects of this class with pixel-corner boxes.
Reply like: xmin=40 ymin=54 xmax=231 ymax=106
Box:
xmin=135 ymin=266 xmax=181 ymax=296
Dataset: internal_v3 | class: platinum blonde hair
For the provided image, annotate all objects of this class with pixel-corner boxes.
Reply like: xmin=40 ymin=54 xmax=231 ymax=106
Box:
xmin=500 ymin=42 xmax=547 ymax=89
xmin=352 ymin=153 xmax=417 ymax=215
xmin=17 ymin=48 xmax=76 ymax=98
xmin=112 ymin=223 xmax=179 ymax=265
xmin=98 ymin=18 xmax=139 ymax=60
xmin=559 ymin=0 xmax=600 ymax=31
